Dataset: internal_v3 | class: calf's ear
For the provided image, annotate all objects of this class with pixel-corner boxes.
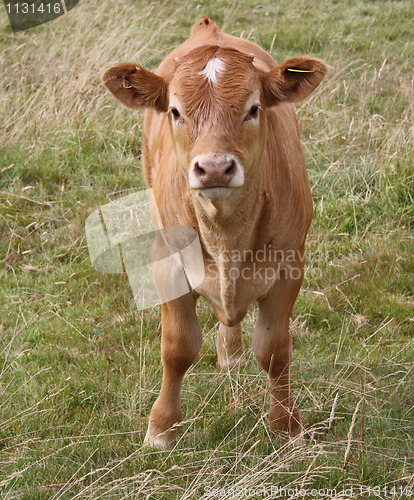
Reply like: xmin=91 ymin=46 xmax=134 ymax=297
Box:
xmin=261 ymin=56 xmax=327 ymax=106
xmin=102 ymin=63 xmax=169 ymax=112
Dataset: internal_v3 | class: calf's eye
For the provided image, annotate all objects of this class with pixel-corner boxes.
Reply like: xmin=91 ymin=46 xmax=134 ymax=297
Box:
xmin=171 ymin=108 xmax=180 ymax=118
xmin=245 ymin=105 xmax=260 ymax=121
xmin=249 ymin=105 xmax=259 ymax=117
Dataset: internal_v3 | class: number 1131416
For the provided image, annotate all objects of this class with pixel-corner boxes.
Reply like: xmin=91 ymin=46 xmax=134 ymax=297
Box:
xmin=6 ymin=2 xmax=62 ymax=14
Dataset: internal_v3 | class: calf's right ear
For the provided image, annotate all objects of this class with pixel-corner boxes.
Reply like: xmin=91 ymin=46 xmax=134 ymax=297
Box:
xmin=102 ymin=63 xmax=169 ymax=112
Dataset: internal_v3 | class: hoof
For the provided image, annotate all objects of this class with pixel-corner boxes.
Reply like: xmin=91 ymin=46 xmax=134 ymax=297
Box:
xmin=143 ymin=421 xmax=180 ymax=449
xmin=280 ymin=431 xmax=306 ymax=450
xmin=217 ymin=352 xmax=245 ymax=370
xmin=268 ymin=403 xmax=304 ymax=442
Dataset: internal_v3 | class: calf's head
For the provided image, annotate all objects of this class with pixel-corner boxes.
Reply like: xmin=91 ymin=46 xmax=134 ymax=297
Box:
xmin=103 ymin=45 xmax=326 ymax=200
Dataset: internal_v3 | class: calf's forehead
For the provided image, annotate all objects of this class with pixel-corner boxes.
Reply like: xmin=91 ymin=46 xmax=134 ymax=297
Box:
xmin=168 ymin=46 xmax=259 ymax=117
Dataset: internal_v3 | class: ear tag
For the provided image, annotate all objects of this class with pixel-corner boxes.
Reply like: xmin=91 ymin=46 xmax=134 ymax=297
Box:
xmin=286 ymin=68 xmax=314 ymax=73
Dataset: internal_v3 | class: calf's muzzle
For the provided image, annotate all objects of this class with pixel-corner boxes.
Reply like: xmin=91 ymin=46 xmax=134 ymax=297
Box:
xmin=188 ymin=154 xmax=244 ymax=198
xmin=194 ymin=157 xmax=236 ymax=187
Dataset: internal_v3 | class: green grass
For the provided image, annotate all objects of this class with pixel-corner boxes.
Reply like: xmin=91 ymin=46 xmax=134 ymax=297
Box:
xmin=1 ymin=0 xmax=413 ymax=497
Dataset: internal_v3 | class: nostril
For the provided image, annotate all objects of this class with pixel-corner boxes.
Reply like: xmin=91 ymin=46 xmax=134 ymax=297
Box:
xmin=194 ymin=162 xmax=206 ymax=177
xmin=225 ymin=160 xmax=236 ymax=177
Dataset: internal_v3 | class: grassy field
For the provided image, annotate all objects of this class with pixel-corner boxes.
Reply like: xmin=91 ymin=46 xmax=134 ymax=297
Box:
xmin=0 ymin=0 xmax=413 ymax=498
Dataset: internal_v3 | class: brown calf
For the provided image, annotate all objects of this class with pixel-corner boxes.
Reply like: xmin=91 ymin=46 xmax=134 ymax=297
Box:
xmin=102 ymin=17 xmax=327 ymax=447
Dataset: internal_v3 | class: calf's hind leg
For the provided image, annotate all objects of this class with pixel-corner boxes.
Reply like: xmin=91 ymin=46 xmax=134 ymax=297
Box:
xmin=216 ymin=322 xmax=245 ymax=370
xmin=144 ymin=293 xmax=201 ymax=448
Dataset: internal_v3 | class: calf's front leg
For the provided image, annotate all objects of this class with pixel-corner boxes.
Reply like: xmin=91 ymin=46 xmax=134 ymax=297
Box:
xmin=144 ymin=293 xmax=201 ymax=448
xmin=252 ymin=262 xmax=304 ymax=441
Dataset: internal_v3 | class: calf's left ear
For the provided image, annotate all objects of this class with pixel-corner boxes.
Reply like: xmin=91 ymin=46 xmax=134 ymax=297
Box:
xmin=262 ymin=56 xmax=327 ymax=105
xmin=102 ymin=63 xmax=169 ymax=112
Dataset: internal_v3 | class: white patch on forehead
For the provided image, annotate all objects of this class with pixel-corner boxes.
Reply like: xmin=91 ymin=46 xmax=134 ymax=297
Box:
xmin=198 ymin=57 xmax=226 ymax=84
